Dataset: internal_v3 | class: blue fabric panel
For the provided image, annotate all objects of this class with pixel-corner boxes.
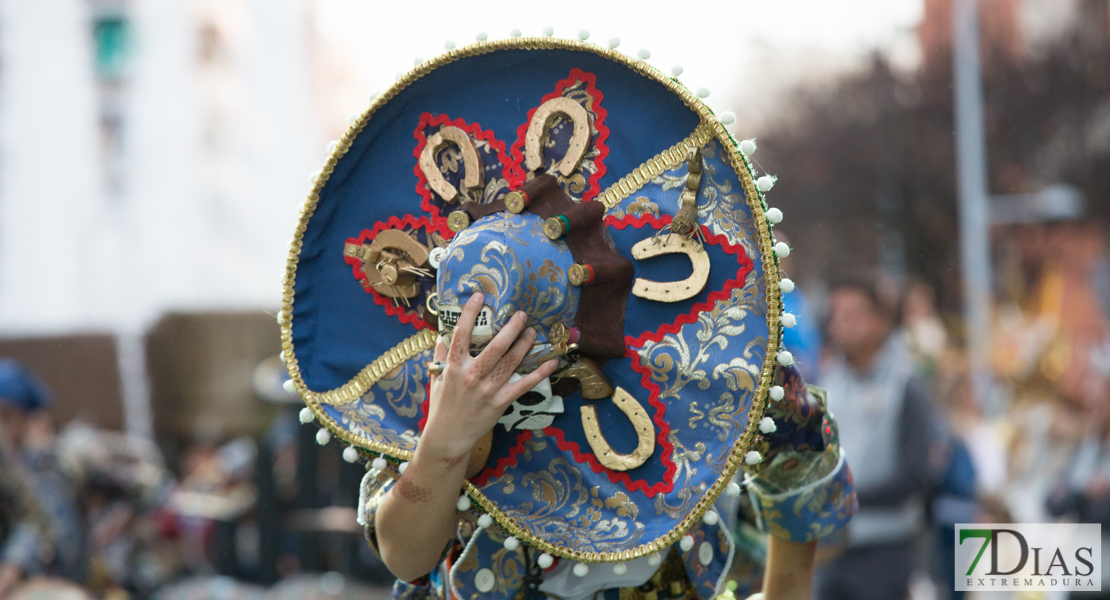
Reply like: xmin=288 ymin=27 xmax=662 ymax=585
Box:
xmin=293 ymin=50 xmax=698 ymax=392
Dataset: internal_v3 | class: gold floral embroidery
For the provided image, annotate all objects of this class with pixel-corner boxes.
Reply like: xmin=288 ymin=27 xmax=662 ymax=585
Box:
xmin=496 ymin=435 xmax=647 ymax=551
xmin=359 ymin=348 xmax=431 ymax=418
xmin=286 ymin=36 xmax=785 ymax=562
xmin=654 ymin=432 xmax=707 ymax=519
xmin=335 ymin=401 xmax=419 ymax=452
xmin=608 ymin=196 xmax=661 ymax=220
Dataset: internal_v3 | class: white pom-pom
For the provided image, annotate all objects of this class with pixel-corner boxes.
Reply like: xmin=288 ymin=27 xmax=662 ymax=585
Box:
xmin=577 ymin=29 xmax=589 ymax=41
xmin=413 ymin=57 xmax=423 ymax=66
xmin=780 ymin=278 xmax=795 ymax=293
xmin=720 ymin=111 xmax=736 ymax=125
xmin=347 ymin=111 xmax=360 ymax=125
xmin=766 ymin=207 xmax=783 ymax=224
xmin=702 ymin=510 xmax=719 ymax=526
xmin=279 ymin=350 xmax=287 ymax=364
xmin=276 ymin=309 xmax=284 ymax=324
xmin=726 ymin=482 xmax=742 ymax=497
xmin=371 ymin=457 xmax=387 ymax=471
xmin=394 ymin=72 xmax=403 ymax=81
xmin=503 ymin=536 xmax=520 ymax=551
xmin=542 ymin=26 xmax=554 ymax=37
xmin=637 ymin=48 xmax=651 ymax=59
xmin=456 ymin=494 xmax=472 ymax=512
xmin=759 ymin=417 xmax=777 ymax=434
xmin=283 ymin=379 xmax=296 ymax=395
xmin=756 ymin=175 xmax=776 ymax=192
xmin=613 ymin=562 xmax=628 ymax=575
xmin=769 ymin=385 xmax=785 ymax=401
xmin=369 ymin=91 xmax=380 ymax=102
xmin=680 ymin=535 xmax=695 ymax=552
xmin=647 ymin=552 xmax=662 ymax=566
xmin=781 ymin=313 xmax=797 ymax=328
xmin=316 ymin=428 xmax=331 ymax=445
xmin=510 ymin=28 xmax=522 ymax=38
xmin=776 ymin=351 xmax=794 ymax=366
xmin=773 ymin=241 xmax=791 ymax=258
xmin=607 ymin=37 xmax=620 ymax=49
xmin=745 ymin=450 xmax=762 ymax=465
xmin=477 ymin=514 xmax=493 ymax=528
xmin=398 ymin=461 xmax=409 ymax=474
xmin=444 ymin=41 xmax=456 ymax=50
xmin=739 ymin=139 xmax=758 ymax=155
xmin=696 ymin=87 xmax=710 ymax=98
xmin=537 ymin=553 xmax=554 ymax=569
xmin=671 ymin=65 xmax=684 ymax=77
xmin=326 ymin=140 xmax=338 ymax=154
xmin=309 ymin=170 xmax=322 ymax=185
xmin=299 ymin=407 xmax=314 ymax=423
xmin=573 ymin=563 xmax=589 ymax=577
xmin=342 ymin=446 xmax=359 ymax=463
xmin=476 ymin=32 xmax=488 ymax=41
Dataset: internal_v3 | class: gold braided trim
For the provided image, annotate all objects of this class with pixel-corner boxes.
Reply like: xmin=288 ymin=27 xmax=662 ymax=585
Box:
xmin=307 ymin=329 xmax=437 ymax=407
xmin=597 ymin=124 xmax=713 ymax=211
xmin=281 ymin=36 xmax=783 ymax=563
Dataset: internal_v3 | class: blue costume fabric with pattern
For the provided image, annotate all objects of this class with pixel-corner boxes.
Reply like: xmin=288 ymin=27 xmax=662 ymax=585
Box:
xmin=285 ymin=39 xmax=856 ymax=599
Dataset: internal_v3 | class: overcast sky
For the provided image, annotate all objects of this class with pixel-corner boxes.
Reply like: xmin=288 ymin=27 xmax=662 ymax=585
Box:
xmin=313 ymin=0 xmax=926 ymax=134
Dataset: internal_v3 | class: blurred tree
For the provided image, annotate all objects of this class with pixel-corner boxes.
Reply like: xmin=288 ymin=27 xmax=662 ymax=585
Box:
xmin=758 ymin=6 xmax=1110 ymax=317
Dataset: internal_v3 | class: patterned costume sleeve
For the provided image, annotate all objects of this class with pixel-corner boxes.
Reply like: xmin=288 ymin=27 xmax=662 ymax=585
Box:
xmin=357 ymin=469 xmax=396 ymax=556
xmin=743 ymin=364 xmax=857 ymax=542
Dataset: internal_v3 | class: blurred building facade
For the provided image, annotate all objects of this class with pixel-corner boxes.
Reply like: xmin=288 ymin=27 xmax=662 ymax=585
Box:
xmin=761 ymin=0 xmax=1110 ymax=314
xmin=0 ymin=0 xmax=322 ymax=436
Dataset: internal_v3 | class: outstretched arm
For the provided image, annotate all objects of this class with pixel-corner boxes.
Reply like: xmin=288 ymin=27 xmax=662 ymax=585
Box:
xmin=375 ymin=293 xmax=557 ymax=582
xmin=762 ymin=538 xmax=817 ymax=600
xmin=743 ymin=364 xmax=858 ymax=600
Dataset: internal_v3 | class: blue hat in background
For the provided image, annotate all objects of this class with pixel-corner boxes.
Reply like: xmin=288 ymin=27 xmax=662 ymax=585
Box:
xmin=282 ymin=38 xmax=790 ymax=562
xmin=0 ymin=359 xmax=52 ymax=412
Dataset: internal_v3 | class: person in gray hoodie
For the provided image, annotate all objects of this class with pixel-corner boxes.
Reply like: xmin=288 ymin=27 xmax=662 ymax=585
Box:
xmin=815 ymin=275 xmax=934 ymax=600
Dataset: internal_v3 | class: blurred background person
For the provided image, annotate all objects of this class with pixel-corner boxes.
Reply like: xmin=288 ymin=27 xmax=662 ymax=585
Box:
xmin=1046 ymin=361 xmax=1110 ymax=599
xmin=815 ymin=275 xmax=934 ymax=600
xmin=0 ymin=0 xmax=1105 ymax=597
xmin=991 ymin=216 xmax=1110 ymax=529
xmin=54 ymin=422 xmax=176 ymax=597
xmin=901 ymin=276 xmax=948 ymax=380
xmin=0 ymin=360 xmax=86 ymax=596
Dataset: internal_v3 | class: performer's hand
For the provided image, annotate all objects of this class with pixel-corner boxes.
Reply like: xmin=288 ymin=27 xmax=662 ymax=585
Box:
xmin=421 ymin=292 xmax=558 ymax=461
xmin=377 ymin=292 xmax=558 ymax=582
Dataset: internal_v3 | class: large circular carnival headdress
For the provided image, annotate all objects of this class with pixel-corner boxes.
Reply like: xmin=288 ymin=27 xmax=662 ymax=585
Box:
xmin=281 ymin=35 xmax=791 ymax=563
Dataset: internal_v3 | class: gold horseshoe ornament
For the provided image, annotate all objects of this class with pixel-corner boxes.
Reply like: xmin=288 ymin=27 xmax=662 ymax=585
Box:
xmin=580 ymin=387 xmax=656 ymax=471
xmin=630 ymin=233 xmax=711 ymax=302
xmin=418 ymin=126 xmax=484 ymax=203
xmin=344 ymin=229 xmax=432 ymax=298
xmin=524 ymin=97 xmax=592 ymax=176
